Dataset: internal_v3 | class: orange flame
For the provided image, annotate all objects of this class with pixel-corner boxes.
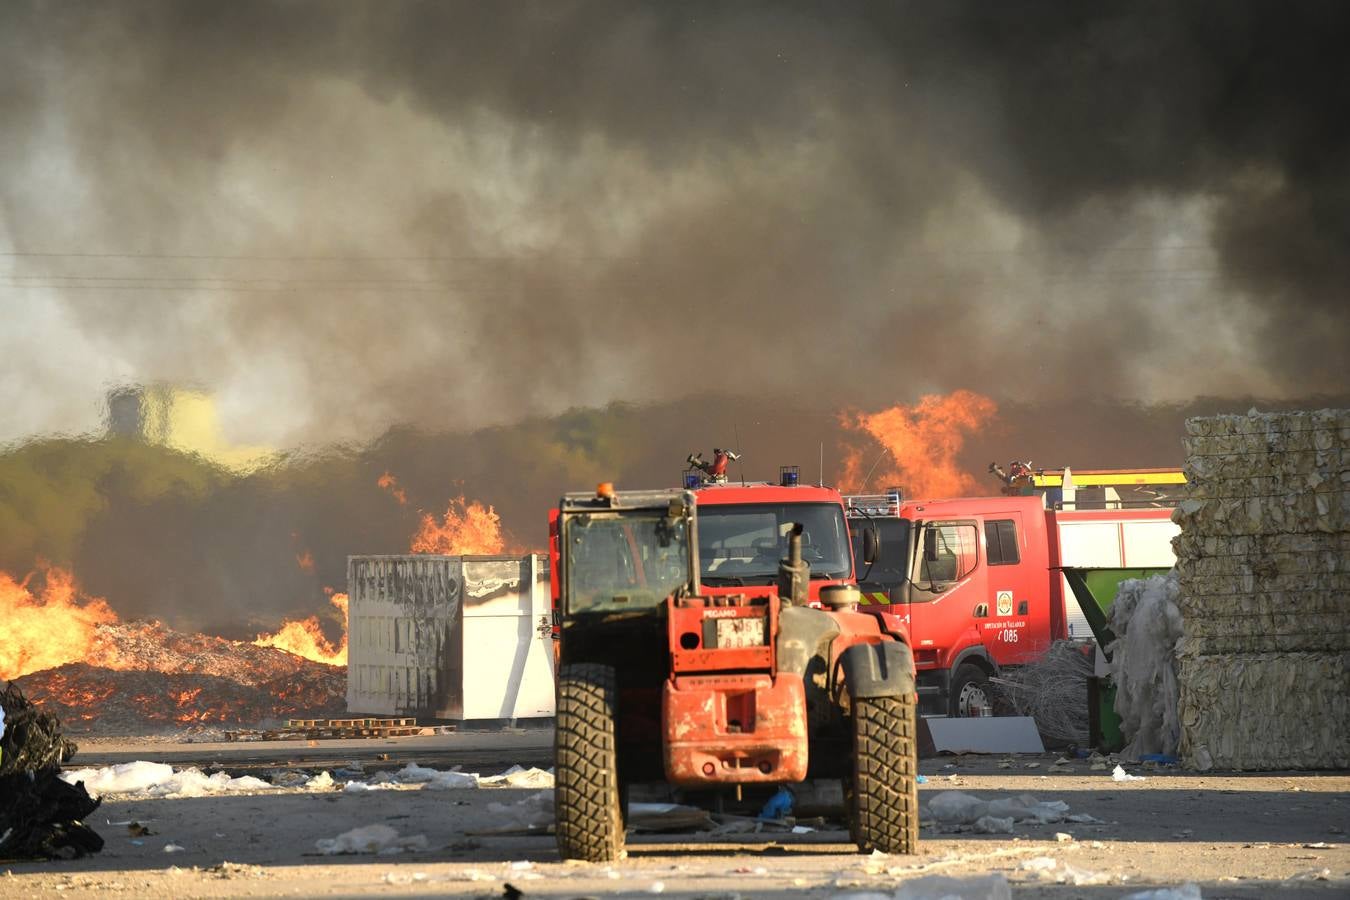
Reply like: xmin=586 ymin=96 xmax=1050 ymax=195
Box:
xmin=838 ymin=390 xmax=998 ymax=498
xmin=377 ymin=471 xmax=407 ymax=505
xmin=295 ymin=550 xmax=315 ymax=573
xmin=251 ymin=592 xmax=348 ymax=666
xmin=411 ymin=496 xmax=506 ymax=555
xmin=0 ymin=566 xmax=119 ymax=680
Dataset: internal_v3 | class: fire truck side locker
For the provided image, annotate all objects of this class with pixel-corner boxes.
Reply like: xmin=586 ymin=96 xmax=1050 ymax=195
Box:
xmin=1052 ymin=512 xmax=1180 ymax=640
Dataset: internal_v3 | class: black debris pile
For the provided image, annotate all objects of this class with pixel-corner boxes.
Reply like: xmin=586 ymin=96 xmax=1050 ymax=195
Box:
xmin=0 ymin=683 xmax=104 ymax=860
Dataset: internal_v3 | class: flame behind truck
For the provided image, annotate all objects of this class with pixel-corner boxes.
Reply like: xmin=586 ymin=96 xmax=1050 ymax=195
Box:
xmin=844 ymin=485 xmax=1178 ymax=718
xmin=550 ymin=476 xmax=920 ymax=862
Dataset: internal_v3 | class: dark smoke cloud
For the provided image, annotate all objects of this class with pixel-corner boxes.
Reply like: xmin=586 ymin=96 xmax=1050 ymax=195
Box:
xmin=1 ymin=1 xmax=1347 ymax=451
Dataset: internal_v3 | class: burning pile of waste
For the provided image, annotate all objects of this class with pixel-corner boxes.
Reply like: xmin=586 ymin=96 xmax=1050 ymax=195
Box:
xmin=8 ymin=621 xmax=347 ymax=735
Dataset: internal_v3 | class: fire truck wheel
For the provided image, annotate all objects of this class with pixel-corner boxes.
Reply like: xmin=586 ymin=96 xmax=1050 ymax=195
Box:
xmin=950 ymin=663 xmax=993 ymax=718
xmin=555 ymin=663 xmax=624 ymax=862
xmin=849 ymin=693 xmax=919 ymax=854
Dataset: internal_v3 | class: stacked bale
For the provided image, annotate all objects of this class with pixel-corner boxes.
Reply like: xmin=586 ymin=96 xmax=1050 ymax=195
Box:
xmin=1172 ymin=408 xmax=1349 ymax=770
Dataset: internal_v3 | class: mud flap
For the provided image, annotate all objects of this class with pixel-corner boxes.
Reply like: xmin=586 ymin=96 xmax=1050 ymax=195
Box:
xmin=838 ymin=641 xmax=916 ymax=699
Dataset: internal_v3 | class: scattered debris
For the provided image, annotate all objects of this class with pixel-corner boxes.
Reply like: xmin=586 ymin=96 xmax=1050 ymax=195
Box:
xmin=836 ymin=873 xmax=1012 ymax=900
xmin=1119 ymin=885 xmax=1202 ymax=900
xmin=1018 ymin=856 xmax=1112 ymax=886
xmin=478 ymin=765 xmax=554 ymax=789
xmin=0 ymin=683 xmax=103 ymax=860
xmin=1284 ymin=868 xmax=1331 ymax=882
xmin=205 ymin=862 xmax=267 ymax=879
xmin=61 ymin=761 xmax=271 ymax=798
xmin=758 ymin=786 xmax=794 ymax=820
xmin=162 ymin=842 xmax=185 ymax=853
xmin=971 ymin=816 xmax=1014 ymax=835
xmin=1112 ymin=765 xmax=1146 ymax=782
xmin=315 ymin=824 xmax=427 ymax=855
xmin=925 ymin=791 xmax=1074 ymax=832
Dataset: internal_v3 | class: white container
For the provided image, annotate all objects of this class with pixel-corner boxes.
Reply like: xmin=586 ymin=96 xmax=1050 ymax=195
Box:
xmin=346 ymin=554 xmax=554 ymax=721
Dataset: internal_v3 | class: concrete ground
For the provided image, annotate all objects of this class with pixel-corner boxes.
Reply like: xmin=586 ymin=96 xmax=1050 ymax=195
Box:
xmin=3 ymin=729 xmax=1346 ymax=899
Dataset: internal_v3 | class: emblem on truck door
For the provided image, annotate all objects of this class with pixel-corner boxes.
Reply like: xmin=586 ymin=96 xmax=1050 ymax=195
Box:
xmin=996 ymin=590 xmax=1013 ymax=617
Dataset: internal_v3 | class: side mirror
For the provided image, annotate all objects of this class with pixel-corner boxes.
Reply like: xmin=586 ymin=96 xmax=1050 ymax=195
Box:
xmin=923 ymin=527 xmax=938 ymax=562
xmin=862 ymin=527 xmax=878 ymax=566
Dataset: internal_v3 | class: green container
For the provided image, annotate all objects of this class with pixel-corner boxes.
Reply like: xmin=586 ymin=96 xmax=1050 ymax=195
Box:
xmin=1061 ymin=566 xmax=1170 ymax=652
xmin=1087 ymin=676 xmax=1124 ymax=752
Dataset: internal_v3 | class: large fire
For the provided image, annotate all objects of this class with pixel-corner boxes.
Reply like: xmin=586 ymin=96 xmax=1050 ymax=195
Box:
xmin=411 ymin=495 xmax=507 ymax=555
xmin=252 ymin=592 xmax=348 ymax=666
xmin=0 ymin=565 xmax=118 ymax=681
xmin=838 ymin=390 xmax=998 ymax=497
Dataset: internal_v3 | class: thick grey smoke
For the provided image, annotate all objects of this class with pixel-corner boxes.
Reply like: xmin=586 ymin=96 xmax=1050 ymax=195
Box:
xmin=2 ymin=3 xmax=1349 ymax=635
xmin=1 ymin=1 xmax=1346 ymax=449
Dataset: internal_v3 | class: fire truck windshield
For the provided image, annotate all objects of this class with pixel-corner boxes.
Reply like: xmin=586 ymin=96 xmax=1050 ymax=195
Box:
xmin=564 ymin=511 xmax=692 ymax=613
xmin=852 ymin=517 xmax=912 ymax=591
xmin=698 ymin=502 xmax=851 ymax=584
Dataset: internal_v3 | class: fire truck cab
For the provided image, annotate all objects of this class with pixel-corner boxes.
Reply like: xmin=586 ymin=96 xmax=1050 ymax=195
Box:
xmin=845 ymin=468 xmax=1180 ymax=718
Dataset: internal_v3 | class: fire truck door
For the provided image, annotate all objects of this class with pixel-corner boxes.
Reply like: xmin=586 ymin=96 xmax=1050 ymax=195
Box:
xmin=908 ymin=520 xmax=983 ymax=657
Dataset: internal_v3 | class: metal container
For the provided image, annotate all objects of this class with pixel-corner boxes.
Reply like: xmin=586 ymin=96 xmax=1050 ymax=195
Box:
xmin=346 ymin=554 xmax=555 ymax=721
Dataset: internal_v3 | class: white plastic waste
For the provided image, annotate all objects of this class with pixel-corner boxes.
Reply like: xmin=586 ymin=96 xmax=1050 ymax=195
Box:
xmin=1120 ymin=885 xmax=1202 ymax=900
xmin=390 ymin=762 xmax=457 ymax=784
xmin=304 ymin=771 xmax=334 ymax=790
xmin=899 ymin=873 xmax=1012 ymax=900
xmin=478 ymin=765 xmax=555 ymax=789
xmin=422 ymin=769 xmax=481 ymax=791
xmin=486 ymin=791 xmax=555 ymax=829
xmin=315 ymin=824 xmax=428 ymax=855
xmin=1112 ymin=765 xmax=1147 ymax=782
xmin=834 ymin=874 xmax=1013 ymax=899
xmin=971 ymin=816 xmax=1015 ymax=834
xmin=925 ymin=791 xmax=1074 ymax=831
xmin=1108 ymin=573 xmax=1183 ymax=759
xmin=1019 ymin=857 xmax=1111 ymax=886
xmin=61 ymin=761 xmax=272 ymax=798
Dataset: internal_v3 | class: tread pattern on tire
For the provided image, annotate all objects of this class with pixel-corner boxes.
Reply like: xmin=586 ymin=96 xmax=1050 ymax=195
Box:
xmin=554 ymin=663 xmax=624 ymax=862
xmin=851 ymin=693 xmax=919 ymax=854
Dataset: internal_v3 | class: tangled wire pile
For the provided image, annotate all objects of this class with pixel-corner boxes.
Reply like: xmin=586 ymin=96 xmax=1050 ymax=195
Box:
xmin=989 ymin=641 xmax=1094 ymax=746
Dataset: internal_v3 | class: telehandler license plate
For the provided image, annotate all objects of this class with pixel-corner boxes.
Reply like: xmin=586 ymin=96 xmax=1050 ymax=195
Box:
xmin=715 ymin=616 xmax=765 ymax=648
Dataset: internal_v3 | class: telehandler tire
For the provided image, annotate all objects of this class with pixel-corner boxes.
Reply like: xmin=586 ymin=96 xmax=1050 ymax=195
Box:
xmin=554 ymin=663 xmax=624 ymax=862
xmin=849 ymin=692 xmax=919 ymax=854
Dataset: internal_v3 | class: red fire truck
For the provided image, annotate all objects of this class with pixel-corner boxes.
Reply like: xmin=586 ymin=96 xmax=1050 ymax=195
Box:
xmin=844 ymin=467 xmax=1181 ymax=718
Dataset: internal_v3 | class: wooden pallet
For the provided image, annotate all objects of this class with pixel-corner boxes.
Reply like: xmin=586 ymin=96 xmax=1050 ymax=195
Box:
xmin=223 ymin=721 xmax=456 ymax=742
xmin=286 ymin=717 xmax=417 ymax=728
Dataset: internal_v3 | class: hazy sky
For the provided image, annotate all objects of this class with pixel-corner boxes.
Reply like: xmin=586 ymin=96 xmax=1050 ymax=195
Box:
xmin=3 ymin=1 xmax=1347 ymax=449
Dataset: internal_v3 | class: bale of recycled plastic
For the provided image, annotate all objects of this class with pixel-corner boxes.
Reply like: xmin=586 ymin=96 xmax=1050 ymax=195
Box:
xmin=1173 ymin=408 xmax=1350 ymax=770
xmin=0 ymin=683 xmax=104 ymax=859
